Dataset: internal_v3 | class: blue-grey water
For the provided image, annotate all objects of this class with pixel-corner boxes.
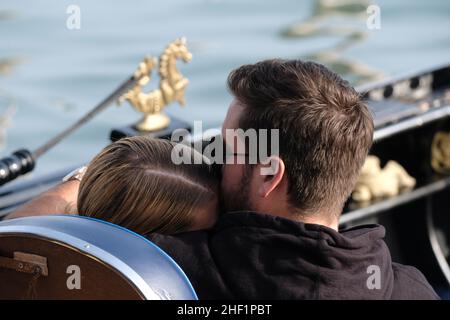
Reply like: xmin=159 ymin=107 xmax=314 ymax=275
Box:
xmin=0 ymin=0 xmax=449 ymax=179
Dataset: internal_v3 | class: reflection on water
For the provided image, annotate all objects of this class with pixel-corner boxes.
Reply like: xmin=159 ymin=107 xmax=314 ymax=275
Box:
xmin=0 ymin=10 xmax=18 ymax=151
xmin=0 ymin=9 xmax=15 ymax=21
xmin=0 ymin=95 xmax=16 ymax=151
xmin=0 ymin=10 xmax=20 ymax=75
xmin=282 ymin=0 xmax=371 ymax=38
xmin=0 ymin=58 xmax=21 ymax=75
xmin=281 ymin=0 xmax=384 ymax=84
xmin=0 ymin=9 xmax=19 ymax=75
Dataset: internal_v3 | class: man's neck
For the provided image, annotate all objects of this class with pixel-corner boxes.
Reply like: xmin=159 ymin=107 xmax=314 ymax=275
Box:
xmin=257 ymin=208 xmax=339 ymax=231
xmin=295 ymin=214 xmax=339 ymax=231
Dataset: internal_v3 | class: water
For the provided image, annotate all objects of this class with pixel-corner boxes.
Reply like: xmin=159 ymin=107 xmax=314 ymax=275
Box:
xmin=0 ymin=0 xmax=449 ymax=179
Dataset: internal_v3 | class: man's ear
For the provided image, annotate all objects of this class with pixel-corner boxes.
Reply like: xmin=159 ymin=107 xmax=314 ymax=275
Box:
xmin=256 ymin=156 xmax=285 ymax=198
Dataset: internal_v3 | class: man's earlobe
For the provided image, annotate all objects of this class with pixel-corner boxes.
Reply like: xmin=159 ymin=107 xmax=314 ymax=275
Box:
xmin=258 ymin=156 xmax=285 ymax=198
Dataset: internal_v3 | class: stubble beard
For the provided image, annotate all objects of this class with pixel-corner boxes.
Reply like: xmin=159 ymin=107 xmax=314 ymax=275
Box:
xmin=220 ymin=166 xmax=253 ymax=213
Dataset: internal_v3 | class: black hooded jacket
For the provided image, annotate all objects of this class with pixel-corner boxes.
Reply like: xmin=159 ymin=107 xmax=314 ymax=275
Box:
xmin=148 ymin=212 xmax=439 ymax=300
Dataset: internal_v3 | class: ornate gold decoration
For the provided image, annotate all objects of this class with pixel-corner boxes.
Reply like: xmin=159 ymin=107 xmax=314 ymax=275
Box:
xmin=352 ymin=155 xmax=416 ymax=202
xmin=119 ymin=38 xmax=192 ymax=131
xmin=431 ymin=131 xmax=450 ymax=175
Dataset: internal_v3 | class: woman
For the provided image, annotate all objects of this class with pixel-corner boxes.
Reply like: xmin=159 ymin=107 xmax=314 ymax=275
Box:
xmin=74 ymin=136 xmax=219 ymax=236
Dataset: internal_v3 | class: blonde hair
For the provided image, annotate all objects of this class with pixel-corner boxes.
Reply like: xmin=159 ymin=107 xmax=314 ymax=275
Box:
xmin=77 ymin=136 xmax=218 ymax=236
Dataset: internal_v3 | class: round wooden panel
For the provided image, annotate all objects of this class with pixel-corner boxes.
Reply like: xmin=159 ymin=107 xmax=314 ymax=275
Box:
xmin=0 ymin=234 xmax=144 ymax=299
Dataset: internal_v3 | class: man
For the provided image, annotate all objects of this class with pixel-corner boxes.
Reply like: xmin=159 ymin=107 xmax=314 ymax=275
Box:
xmin=8 ymin=59 xmax=439 ymax=299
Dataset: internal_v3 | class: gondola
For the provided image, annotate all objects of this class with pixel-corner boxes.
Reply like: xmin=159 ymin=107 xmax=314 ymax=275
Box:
xmin=0 ymin=61 xmax=449 ymax=299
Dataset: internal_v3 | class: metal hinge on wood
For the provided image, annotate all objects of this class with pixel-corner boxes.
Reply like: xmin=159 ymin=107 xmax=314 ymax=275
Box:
xmin=0 ymin=252 xmax=48 ymax=276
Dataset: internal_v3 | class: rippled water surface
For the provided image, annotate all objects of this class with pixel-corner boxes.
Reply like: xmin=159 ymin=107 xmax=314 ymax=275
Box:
xmin=0 ymin=0 xmax=449 ymax=178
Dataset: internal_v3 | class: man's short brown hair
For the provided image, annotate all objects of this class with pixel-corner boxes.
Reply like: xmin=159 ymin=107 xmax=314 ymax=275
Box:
xmin=227 ymin=59 xmax=373 ymax=215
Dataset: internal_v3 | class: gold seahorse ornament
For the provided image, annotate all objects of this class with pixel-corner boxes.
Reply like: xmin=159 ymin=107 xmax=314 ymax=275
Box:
xmin=119 ymin=38 xmax=192 ymax=131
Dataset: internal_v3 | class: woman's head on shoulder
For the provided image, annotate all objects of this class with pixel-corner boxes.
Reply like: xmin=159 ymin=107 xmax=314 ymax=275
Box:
xmin=78 ymin=136 xmax=219 ymax=236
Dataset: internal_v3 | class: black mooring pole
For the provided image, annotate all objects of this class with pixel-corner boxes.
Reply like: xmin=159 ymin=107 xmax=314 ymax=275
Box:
xmin=0 ymin=72 xmax=141 ymax=187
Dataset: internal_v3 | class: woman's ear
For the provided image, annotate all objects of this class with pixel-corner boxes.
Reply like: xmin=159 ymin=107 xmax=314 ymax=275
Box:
xmin=256 ymin=156 xmax=285 ymax=198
